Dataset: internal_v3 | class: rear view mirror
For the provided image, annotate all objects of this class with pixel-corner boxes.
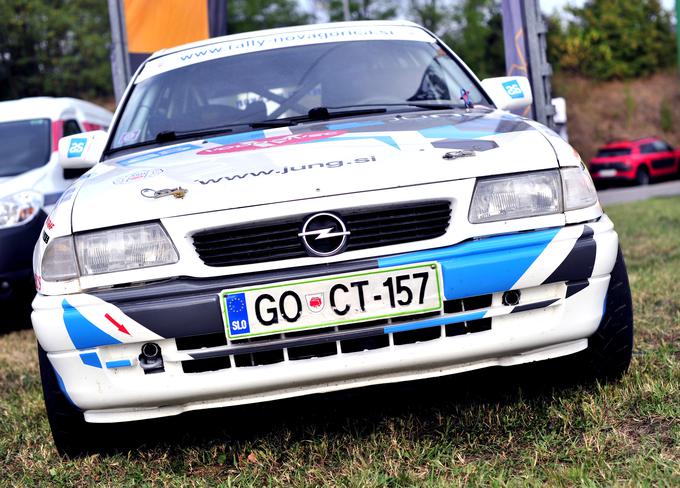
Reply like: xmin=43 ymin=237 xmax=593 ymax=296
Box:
xmin=58 ymin=130 xmax=108 ymax=169
xmin=480 ymin=76 xmax=533 ymax=112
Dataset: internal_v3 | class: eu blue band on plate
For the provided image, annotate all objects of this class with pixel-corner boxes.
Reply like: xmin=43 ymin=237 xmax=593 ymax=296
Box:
xmin=226 ymin=293 xmax=250 ymax=336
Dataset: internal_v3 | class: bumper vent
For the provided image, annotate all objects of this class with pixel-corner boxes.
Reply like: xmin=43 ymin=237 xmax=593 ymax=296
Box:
xmin=192 ymin=201 xmax=451 ymax=267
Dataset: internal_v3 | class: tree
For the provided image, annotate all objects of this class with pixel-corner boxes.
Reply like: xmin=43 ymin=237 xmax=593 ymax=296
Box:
xmin=227 ymin=0 xmax=312 ymax=34
xmin=444 ymin=0 xmax=505 ymax=79
xmin=551 ymin=0 xmax=676 ymax=80
xmin=326 ymin=0 xmax=400 ymax=22
xmin=0 ymin=0 xmax=112 ymax=101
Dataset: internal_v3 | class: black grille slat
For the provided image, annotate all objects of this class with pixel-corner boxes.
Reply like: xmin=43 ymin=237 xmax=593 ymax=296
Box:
xmin=193 ymin=201 xmax=451 ymax=267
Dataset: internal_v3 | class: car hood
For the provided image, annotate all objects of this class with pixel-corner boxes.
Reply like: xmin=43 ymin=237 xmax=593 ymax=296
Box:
xmin=71 ymin=110 xmax=559 ymax=232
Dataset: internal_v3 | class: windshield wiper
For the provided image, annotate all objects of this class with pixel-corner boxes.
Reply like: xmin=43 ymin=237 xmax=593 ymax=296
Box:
xmin=105 ymin=125 xmax=237 ymax=157
xmin=249 ymin=106 xmax=388 ymax=128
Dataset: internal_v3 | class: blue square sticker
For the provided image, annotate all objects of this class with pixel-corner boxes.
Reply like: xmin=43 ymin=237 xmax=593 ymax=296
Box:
xmin=226 ymin=293 xmax=250 ymax=336
xmin=502 ymin=80 xmax=524 ymax=99
xmin=67 ymin=138 xmax=88 ymax=158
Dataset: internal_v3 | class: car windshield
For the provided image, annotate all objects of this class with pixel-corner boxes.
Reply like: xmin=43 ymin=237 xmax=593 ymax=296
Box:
xmin=110 ymin=39 xmax=490 ymax=151
xmin=0 ymin=119 xmax=51 ymax=177
xmin=597 ymin=147 xmax=631 ymax=157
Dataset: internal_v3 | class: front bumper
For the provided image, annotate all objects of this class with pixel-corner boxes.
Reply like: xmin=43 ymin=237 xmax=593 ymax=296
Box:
xmin=32 ymin=215 xmax=619 ymax=423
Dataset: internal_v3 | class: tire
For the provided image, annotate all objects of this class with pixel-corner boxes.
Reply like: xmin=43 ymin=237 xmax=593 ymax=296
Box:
xmin=635 ymin=166 xmax=650 ymax=186
xmin=38 ymin=344 xmax=113 ymax=457
xmin=579 ymin=246 xmax=634 ymax=382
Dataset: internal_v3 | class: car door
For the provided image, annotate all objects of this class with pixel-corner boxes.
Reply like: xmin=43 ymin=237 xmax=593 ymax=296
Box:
xmin=648 ymin=140 xmax=676 ymax=177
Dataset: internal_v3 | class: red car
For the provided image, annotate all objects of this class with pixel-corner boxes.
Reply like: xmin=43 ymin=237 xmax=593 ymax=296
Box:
xmin=589 ymin=137 xmax=680 ymax=186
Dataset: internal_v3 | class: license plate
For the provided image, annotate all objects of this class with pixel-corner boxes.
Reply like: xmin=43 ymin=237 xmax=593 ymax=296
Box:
xmin=220 ymin=263 xmax=442 ymax=340
xmin=598 ymin=169 xmax=617 ymax=177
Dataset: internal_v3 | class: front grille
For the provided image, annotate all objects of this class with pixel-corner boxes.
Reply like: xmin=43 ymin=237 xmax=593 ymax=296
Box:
xmin=177 ymin=294 xmax=492 ymax=374
xmin=192 ymin=201 xmax=451 ymax=267
xmin=590 ymin=161 xmax=629 ymax=171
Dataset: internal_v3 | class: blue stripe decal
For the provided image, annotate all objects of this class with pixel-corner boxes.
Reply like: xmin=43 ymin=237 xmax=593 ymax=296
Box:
xmin=43 ymin=192 xmax=63 ymax=206
xmin=62 ymin=299 xmax=121 ymax=350
xmin=379 ymin=228 xmax=560 ymax=300
xmin=79 ymin=352 xmax=102 ymax=368
xmin=384 ymin=311 xmax=486 ymax=334
xmin=207 ymin=130 xmax=266 ymax=145
xmin=327 ymin=121 xmax=385 ymax=130
xmin=117 ymin=143 xmax=201 ymax=166
xmin=54 ymin=370 xmax=78 ymax=408
xmin=105 ymin=359 xmax=133 ymax=369
xmin=419 ymin=125 xmax=498 ymax=140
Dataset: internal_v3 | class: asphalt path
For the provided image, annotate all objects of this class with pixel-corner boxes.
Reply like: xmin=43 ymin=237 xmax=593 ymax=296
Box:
xmin=598 ymin=180 xmax=680 ymax=206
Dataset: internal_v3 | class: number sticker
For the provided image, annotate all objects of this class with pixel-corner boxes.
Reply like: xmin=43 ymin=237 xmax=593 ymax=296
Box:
xmin=67 ymin=138 xmax=88 ymax=158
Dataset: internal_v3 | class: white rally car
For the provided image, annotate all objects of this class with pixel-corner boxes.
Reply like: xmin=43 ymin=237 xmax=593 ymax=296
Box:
xmin=0 ymin=97 xmax=111 ymax=326
xmin=32 ymin=21 xmax=633 ymax=456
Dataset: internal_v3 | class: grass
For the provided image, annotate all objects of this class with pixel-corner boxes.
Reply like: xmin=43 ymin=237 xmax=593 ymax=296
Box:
xmin=1 ymin=197 xmax=679 ymax=486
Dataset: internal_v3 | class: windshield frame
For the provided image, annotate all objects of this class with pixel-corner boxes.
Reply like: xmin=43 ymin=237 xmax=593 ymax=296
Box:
xmin=103 ymin=26 xmax=495 ymax=161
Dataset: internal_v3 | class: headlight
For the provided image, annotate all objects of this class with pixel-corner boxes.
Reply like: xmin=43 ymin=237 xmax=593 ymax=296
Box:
xmin=0 ymin=191 xmax=43 ymax=229
xmin=561 ymin=164 xmax=598 ymax=210
xmin=41 ymin=236 xmax=79 ymax=281
xmin=75 ymin=222 xmax=178 ymax=276
xmin=469 ymin=170 xmax=562 ymax=223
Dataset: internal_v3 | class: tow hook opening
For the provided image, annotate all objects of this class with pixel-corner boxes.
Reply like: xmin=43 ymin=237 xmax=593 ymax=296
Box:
xmin=139 ymin=342 xmax=164 ymax=374
xmin=502 ymin=290 xmax=521 ymax=307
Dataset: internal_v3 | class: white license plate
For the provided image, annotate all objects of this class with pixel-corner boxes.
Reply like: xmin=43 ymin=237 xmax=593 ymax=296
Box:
xmin=220 ymin=263 xmax=442 ymax=339
xmin=598 ymin=169 xmax=617 ymax=177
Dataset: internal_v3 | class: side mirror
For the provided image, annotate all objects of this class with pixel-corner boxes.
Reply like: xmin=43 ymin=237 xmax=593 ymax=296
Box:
xmin=480 ymin=76 xmax=533 ymax=112
xmin=58 ymin=130 xmax=108 ymax=169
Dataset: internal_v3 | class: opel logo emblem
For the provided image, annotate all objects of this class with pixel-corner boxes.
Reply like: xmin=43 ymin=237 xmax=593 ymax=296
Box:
xmin=298 ymin=212 xmax=350 ymax=257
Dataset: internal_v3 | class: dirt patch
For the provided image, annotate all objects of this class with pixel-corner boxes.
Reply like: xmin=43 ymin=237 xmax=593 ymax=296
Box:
xmin=553 ymin=71 xmax=680 ymax=162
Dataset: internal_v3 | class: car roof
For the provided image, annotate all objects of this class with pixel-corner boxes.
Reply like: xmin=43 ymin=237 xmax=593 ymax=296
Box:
xmin=0 ymin=97 xmax=112 ymax=124
xmin=148 ymin=20 xmax=425 ymax=61
xmin=602 ymin=137 xmax=660 ymax=148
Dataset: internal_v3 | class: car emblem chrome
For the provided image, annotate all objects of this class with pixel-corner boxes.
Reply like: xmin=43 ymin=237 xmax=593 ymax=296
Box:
xmin=298 ymin=212 xmax=350 ymax=257
xmin=442 ymin=149 xmax=476 ymax=160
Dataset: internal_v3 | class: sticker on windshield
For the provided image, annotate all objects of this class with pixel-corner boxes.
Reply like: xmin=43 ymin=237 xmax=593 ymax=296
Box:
xmin=137 ymin=25 xmax=436 ymax=83
xmin=67 ymin=138 xmax=87 ymax=158
xmin=502 ymin=80 xmax=524 ymax=99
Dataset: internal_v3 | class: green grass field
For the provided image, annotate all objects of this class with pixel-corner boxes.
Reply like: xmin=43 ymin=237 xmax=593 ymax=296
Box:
xmin=1 ymin=197 xmax=678 ymax=486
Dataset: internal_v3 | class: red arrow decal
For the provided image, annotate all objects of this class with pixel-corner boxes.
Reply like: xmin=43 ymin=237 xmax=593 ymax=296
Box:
xmin=105 ymin=313 xmax=131 ymax=336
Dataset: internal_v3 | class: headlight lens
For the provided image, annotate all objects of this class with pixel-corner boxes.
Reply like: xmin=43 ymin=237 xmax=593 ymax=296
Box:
xmin=42 ymin=236 xmax=79 ymax=281
xmin=0 ymin=191 xmax=43 ymax=229
xmin=469 ymin=170 xmax=562 ymax=223
xmin=561 ymin=164 xmax=598 ymax=210
xmin=75 ymin=222 xmax=178 ymax=276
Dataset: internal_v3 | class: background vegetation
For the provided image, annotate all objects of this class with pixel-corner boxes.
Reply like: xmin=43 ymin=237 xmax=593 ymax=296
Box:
xmin=1 ymin=0 xmax=675 ymax=102
xmin=1 ymin=196 xmax=678 ymax=485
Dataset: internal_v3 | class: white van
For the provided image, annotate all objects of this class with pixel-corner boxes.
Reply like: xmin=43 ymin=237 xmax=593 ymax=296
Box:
xmin=0 ymin=97 xmax=112 ymax=326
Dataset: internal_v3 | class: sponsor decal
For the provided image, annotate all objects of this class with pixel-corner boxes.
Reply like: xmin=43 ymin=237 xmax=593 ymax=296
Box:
xmin=306 ymin=293 xmax=325 ymax=313
xmin=113 ymin=168 xmax=164 ymax=185
xmin=502 ymin=80 xmax=524 ymax=99
xmin=195 ymin=155 xmax=377 ymax=185
xmin=42 ymin=231 xmax=49 ymax=245
xmin=117 ymin=144 xmax=201 ymax=166
xmin=226 ymin=293 xmax=251 ymax=336
xmin=137 ymin=26 xmax=435 ymax=83
xmin=197 ymin=130 xmax=346 ymax=156
xmin=45 ymin=217 xmax=55 ymax=230
xmin=34 ymin=274 xmax=41 ymax=292
xmin=67 ymin=138 xmax=88 ymax=158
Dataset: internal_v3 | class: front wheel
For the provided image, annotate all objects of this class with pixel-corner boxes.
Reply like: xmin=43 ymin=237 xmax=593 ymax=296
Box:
xmin=635 ymin=166 xmax=650 ymax=186
xmin=38 ymin=344 xmax=124 ymax=457
xmin=577 ymin=246 xmax=634 ymax=381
